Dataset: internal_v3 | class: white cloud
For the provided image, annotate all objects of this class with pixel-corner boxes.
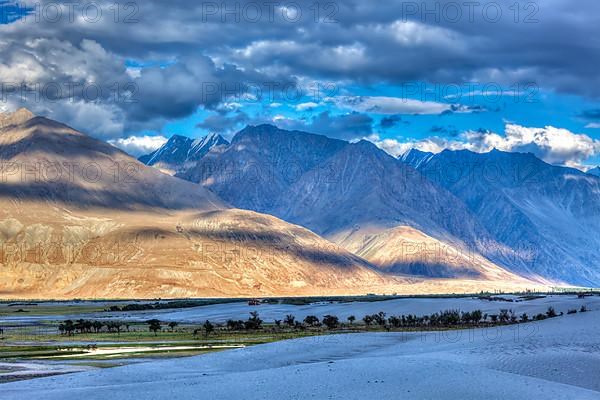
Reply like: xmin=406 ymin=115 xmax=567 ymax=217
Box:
xmin=465 ymin=124 xmax=600 ymax=167
xmin=367 ymin=134 xmax=458 ymax=157
xmin=330 ymin=96 xmax=453 ymax=115
xmin=388 ymin=21 xmax=466 ymax=50
xmin=109 ymin=135 xmax=168 ymax=157
xmin=585 ymin=123 xmax=600 ymax=129
xmin=369 ymin=124 xmax=600 ymax=168
xmin=295 ymin=102 xmax=319 ymax=111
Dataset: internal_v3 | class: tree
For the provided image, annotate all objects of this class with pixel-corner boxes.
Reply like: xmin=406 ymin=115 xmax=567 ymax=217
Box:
xmin=75 ymin=319 xmax=86 ymax=334
xmin=147 ymin=319 xmax=161 ymax=335
xmin=64 ymin=320 xmax=75 ymax=336
xmin=245 ymin=311 xmax=263 ymax=330
xmin=347 ymin=315 xmax=356 ymax=325
xmin=92 ymin=321 xmax=103 ymax=333
xmin=106 ymin=321 xmax=124 ymax=335
xmin=303 ymin=315 xmax=320 ymax=327
xmin=388 ymin=316 xmax=401 ymax=328
xmin=373 ymin=312 xmax=386 ymax=326
xmin=520 ymin=313 xmax=529 ymax=322
xmin=284 ymin=314 xmax=296 ymax=327
xmin=363 ymin=315 xmax=374 ymax=327
xmin=203 ymin=320 xmax=214 ymax=337
xmin=546 ymin=307 xmax=557 ymax=318
xmin=226 ymin=319 xmax=244 ymax=331
xmin=499 ymin=309 xmax=510 ymax=323
xmin=168 ymin=322 xmax=178 ymax=332
xmin=322 ymin=315 xmax=339 ymax=329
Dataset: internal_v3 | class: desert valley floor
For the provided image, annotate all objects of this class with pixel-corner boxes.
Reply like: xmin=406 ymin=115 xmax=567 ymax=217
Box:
xmin=1 ymin=294 xmax=599 ymax=399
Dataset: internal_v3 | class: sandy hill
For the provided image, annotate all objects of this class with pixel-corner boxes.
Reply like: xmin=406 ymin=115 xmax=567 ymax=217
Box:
xmin=0 ymin=110 xmax=394 ymax=299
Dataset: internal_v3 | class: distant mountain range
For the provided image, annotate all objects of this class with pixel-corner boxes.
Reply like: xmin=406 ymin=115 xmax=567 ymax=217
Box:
xmin=140 ymin=124 xmax=600 ymax=287
xmin=401 ymin=148 xmax=600 ymax=286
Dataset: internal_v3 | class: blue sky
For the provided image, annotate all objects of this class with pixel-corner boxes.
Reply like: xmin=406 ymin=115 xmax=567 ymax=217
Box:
xmin=160 ymin=80 xmax=600 ymax=167
xmin=1 ymin=0 xmax=600 ymax=167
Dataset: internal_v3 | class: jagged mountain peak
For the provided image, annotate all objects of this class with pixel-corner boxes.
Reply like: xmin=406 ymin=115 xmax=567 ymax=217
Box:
xmin=399 ymin=148 xmax=435 ymax=169
xmin=190 ymin=132 xmax=228 ymax=151
xmin=139 ymin=132 xmax=229 ymax=174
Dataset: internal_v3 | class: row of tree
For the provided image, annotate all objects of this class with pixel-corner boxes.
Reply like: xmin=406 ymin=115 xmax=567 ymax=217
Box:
xmin=58 ymin=319 xmax=129 ymax=336
xmin=57 ymin=305 xmax=588 ymax=337
xmin=58 ymin=319 xmax=179 ymax=336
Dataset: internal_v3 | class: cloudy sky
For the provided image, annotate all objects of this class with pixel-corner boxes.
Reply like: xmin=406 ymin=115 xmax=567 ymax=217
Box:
xmin=1 ymin=0 xmax=600 ymax=168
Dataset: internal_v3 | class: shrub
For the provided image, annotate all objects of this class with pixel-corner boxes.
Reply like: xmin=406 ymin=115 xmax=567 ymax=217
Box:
xmin=303 ymin=315 xmax=320 ymax=327
xmin=534 ymin=313 xmax=546 ymax=321
xmin=322 ymin=315 xmax=339 ymax=329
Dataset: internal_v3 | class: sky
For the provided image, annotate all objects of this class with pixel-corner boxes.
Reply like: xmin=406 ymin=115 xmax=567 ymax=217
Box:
xmin=1 ymin=0 xmax=600 ymax=168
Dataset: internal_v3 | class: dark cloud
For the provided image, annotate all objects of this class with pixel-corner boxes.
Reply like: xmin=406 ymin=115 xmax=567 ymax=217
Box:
xmin=278 ymin=111 xmax=373 ymax=140
xmin=581 ymin=109 xmax=600 ymax=120
xmin=379 ymin=115 xmax=404 ymax=129
xmin=1 ymin=0 xmax=599 ymax=140
xmin=196 ymin=110 xmax=250 ymax=134
xmin=430 ymin=125 xmax=458 ymax=136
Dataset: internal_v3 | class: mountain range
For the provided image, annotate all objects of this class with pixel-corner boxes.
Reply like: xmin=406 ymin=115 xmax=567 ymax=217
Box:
xmin=401 ymin=148 xmax=600 ymax=286
xmin=1 ymin=109 xmax=541 ymax=299
xmin=140 ymin=124 xmax=600 ymax=287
